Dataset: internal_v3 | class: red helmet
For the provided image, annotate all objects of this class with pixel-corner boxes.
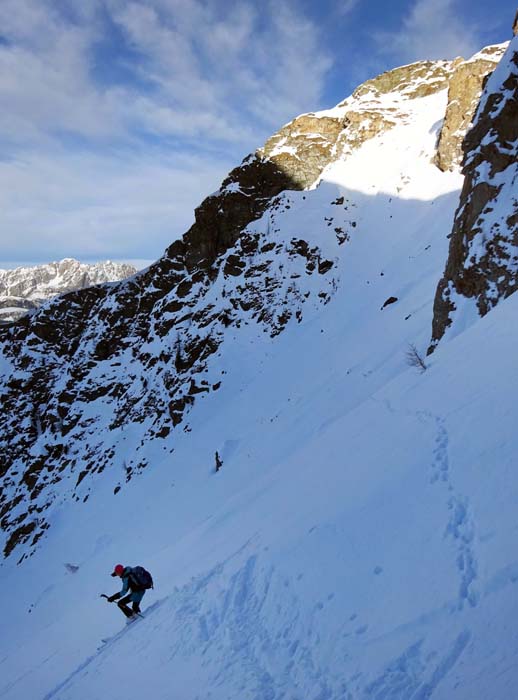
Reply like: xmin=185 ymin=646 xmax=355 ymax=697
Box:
xmin=111 ymin=564 xmax=124 ymax=577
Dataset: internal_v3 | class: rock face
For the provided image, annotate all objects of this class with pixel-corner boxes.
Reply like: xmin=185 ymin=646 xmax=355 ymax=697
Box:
xmin=435 ymin=45 xmax=507 ymax=171
xmin=174 ymin=155 xmax=298 ymax=272
xmin=0 ymin=259 xmax=137 ymax=323
xmin=430 ymin=37 xmax=518 ymax=351
xmin=259 ymin=115 xmax=345 ymax=190
xmin=0 ymin=45 xmax=506 ymax=559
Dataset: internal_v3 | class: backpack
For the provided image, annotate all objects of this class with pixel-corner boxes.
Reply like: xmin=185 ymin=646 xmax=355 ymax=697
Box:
xmin=129 ymin=566 xmax=154 ymax=591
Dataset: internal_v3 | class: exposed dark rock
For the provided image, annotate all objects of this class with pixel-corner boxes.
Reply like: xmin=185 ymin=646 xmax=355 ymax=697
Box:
xmin=381 ymin=296 xmax=398 ymax=309
xmin=4 ymin=520 xmax=37 ymax=558
xmin=224 ymin=255 xmax=246 ymax=277
xmin=175 ymin=155 xmax=298 ymax=272
xmin=430 ymin=39 xmax=518 ymax=351
xmin=318 ymin=260 xmax=334 ymax=275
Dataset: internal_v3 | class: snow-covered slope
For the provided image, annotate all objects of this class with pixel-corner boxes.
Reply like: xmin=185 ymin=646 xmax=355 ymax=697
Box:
xmin=9 ymin=268 xmax=518 ymax=700
xmin=0 ymin=258 xmax=136 ymax=323
xmin=1 ymin=40 xmax=517 ymax=700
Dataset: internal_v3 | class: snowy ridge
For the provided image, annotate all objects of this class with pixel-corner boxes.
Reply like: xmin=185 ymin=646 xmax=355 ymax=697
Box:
xmin=0 ymin=258 xmax=136 ymax=323
xmin=2 ymin=41 xmax=518 ymax=700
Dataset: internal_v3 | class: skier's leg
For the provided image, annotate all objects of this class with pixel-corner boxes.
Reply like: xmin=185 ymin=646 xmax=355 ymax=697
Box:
xmin=117 ymin=593 xmax=134 ymax=618
xmin=131 ymin=590 xmax=145 ymax=614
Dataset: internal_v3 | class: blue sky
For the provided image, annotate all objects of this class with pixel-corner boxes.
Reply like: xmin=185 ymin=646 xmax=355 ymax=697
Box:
xmin=0 ymin=0 xmax=514 ymax=267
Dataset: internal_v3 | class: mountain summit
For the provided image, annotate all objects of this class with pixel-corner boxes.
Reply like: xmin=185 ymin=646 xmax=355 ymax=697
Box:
xmin=1 ymin=32 xmax=518 ymax=700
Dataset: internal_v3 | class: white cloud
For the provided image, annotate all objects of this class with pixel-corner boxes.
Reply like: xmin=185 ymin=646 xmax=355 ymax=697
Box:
xmin=109 ymin=0 xmax=332 ymax=138
xmin=0 ymin=0 xmax=333 ymax=263
xmin=0 ymin=0 xmax=122 ymax=145
xmin=0 ymin=147 xmax=232 ymax=262
xmin=374 ymin=0 xmax=482 ymax=64
xmin=337 ymin=0 xmax=361 ymax=16
xmin=0 ymin=0 xmax=333 ymax=148
xmin=0 ymin=0 xmax=333 ymax=146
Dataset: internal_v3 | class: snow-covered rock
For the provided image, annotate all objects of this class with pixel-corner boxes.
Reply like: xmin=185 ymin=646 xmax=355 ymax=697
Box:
xmin=431 ymin=36 xmax=518 ymax=349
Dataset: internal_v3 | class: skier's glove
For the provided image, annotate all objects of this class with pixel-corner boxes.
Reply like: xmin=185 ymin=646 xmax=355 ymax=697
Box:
xmin=107 ymin=594 xmax=118 ymax=603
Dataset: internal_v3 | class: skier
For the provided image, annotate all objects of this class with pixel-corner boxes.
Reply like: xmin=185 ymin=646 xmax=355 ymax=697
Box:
xmin=105 ymin=564 xmax=154 ymax=620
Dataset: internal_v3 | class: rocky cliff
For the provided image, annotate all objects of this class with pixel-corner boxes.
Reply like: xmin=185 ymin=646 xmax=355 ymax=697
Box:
xmin=0 ymin=45 xmax=506 ymax=560
xmin=435 ymin=44 xmax=506 ymax=171
xmin=0 ymin=259 xmax=137 ymax=323
xmin=430 ymin=37 xmax=518 ymax=350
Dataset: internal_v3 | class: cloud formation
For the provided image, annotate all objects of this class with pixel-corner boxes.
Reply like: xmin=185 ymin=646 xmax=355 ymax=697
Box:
xmin=375 ymin=0 xmax=483 ymax=64
xmin=0 ymin=147 xmax=229 ymax=261
xmin=0 ymin=0 xmax=333 ymax=264
xmin=0 ymin=0 xmax=332 ymax=149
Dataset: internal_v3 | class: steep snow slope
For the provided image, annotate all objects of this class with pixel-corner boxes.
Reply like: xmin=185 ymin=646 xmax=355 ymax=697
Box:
xmin=2 ymin=204 xmax=518 ymax=699
xmin=18 ymin=267 xmax=518 ymax=700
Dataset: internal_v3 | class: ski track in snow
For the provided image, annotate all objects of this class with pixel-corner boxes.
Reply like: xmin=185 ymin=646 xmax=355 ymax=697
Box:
xmin=178 ymin=552 xmax=342 ymax=699
xmin=345 ymin=412 xmax=479 ymax=700
xmin=41 ymin=547 xmax=355 ymax=699
xmin=42 ymin=600 xmax=166 ymax=700
xmin=17 ymin=416 xmax=486 ymax=700
xmin=428 ymin=414 xmax=479 ymax=610
xmin=363 ymin=630 xmax=471 ymax=700
xmin=41 ymin=532 xmax=477 ymax=700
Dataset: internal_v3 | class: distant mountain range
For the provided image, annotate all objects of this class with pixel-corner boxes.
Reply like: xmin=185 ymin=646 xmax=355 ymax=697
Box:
xmin=0 ymin=258 xmax=137 ymax=323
